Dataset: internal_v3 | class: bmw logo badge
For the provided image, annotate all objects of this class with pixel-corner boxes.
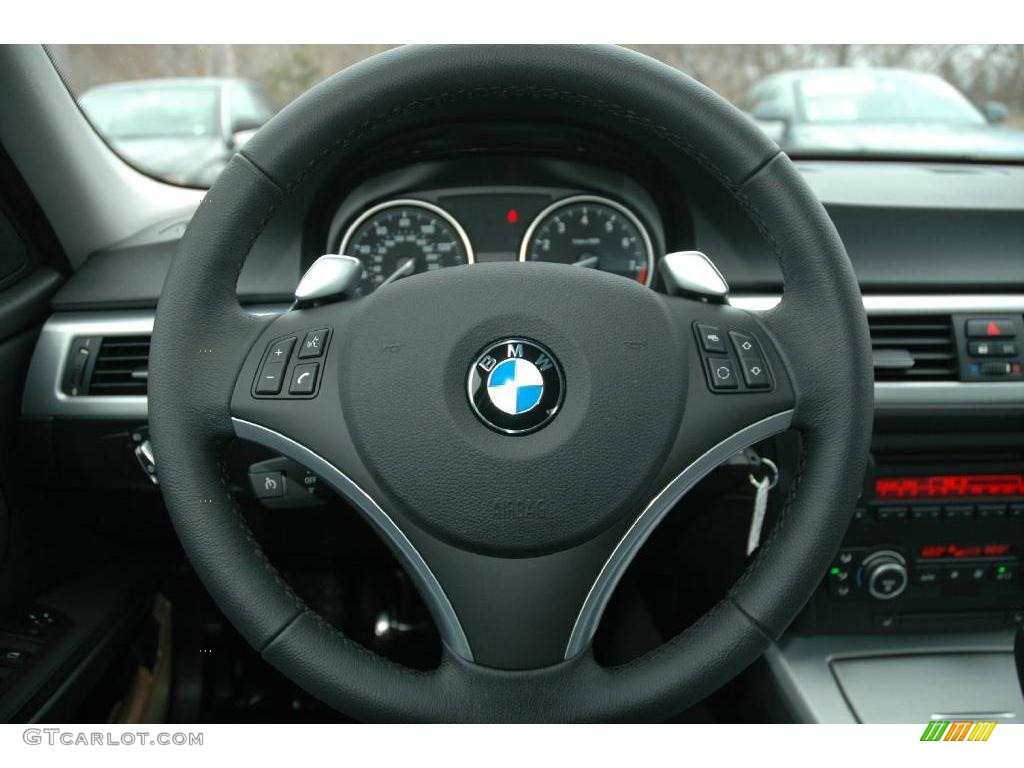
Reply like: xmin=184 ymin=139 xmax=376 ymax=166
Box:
xmin=467 ymin=338 xmax=564 ymax=435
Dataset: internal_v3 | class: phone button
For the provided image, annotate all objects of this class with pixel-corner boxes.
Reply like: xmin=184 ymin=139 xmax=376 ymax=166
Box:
xmin=289 ymin=362 xmax=320 ymax=395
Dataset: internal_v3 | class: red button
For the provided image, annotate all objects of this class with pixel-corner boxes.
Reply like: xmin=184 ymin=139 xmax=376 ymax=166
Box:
xmin=966 ymin=319 xmax=1015 ymax=338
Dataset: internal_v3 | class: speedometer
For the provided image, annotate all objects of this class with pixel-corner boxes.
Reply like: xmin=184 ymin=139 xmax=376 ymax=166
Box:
xmin=518 ymin=195 xmax=654 ymax=286
xmin=339 ymin=199 xmax=474 ymax=294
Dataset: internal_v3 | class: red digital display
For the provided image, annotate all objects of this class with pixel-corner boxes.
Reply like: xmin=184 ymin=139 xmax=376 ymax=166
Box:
xmin=875 ymin=473 xmax=1024 ymax=500
xmin=920 ymin=543 xmax=1013 ymax=559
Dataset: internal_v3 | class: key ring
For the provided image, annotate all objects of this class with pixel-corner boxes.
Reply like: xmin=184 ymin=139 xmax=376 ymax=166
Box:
xmin=749 ymin=456 xmax=779 ymax=490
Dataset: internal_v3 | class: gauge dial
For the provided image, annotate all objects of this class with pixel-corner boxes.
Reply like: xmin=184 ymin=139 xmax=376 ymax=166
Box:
xmin=339 ymin=199 xmax=474 ymax=294
xmin=519 ymin=195 xmax=654 ymax=286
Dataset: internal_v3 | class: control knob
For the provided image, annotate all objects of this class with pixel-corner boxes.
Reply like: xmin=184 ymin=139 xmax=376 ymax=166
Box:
xmin=863 ymin=550 xmax=908 ymax=600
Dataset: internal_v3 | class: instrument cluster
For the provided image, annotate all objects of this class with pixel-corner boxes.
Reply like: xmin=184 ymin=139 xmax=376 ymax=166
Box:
xmin=333 ymin=190 xmax=658 ymax=295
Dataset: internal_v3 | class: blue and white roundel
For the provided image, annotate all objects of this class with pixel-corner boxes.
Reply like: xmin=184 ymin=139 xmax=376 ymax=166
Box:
xmin=486 ymin=358 xmax=545 ymax=415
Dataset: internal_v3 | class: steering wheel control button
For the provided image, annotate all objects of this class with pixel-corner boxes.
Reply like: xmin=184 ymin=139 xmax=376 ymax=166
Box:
xmin=739 ymin=358 xmax=771 ymax=389
xmin=289 ymin=363 xmax=319 ymax=395
xmin=251 ymin=471 xmax=285 ymax=499
xmin=253 ymin=330 xmax=331 ymax=398
xmin=254 ymin=336 xmax=298 ymax=395
xmin=729 ymin=331 xmax=758 ymax=357
xmin=728 ymin=331 xmax=772 ymax=388
xmin=467 ymin=338 xmax=564 ymax=435
xmin=298 ymin=329 xmax=329 ymax=359
xmin=693 ymin=324 xmax=773 ymax=394
xmin=696 ymin=324 xmax=726 ymax=353
xmin=255 ymin=360 xmax=286 ymax=394
xmin=705 ymin=357 xmax=737 ymax=389
xmin=268 ymin=336 xmax=296 ymax=363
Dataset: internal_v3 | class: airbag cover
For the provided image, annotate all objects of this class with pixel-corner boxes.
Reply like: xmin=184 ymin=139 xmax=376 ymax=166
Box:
xmin=340 ymin=261 xmax=685 ymax=555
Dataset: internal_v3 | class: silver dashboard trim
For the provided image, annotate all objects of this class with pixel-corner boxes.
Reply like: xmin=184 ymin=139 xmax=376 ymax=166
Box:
xmin=22 ymin=311 xmax=155 ymax=420
xmin=21 ymin=305 xmax=287 ymax=420
xmin=874 ymin=380 xmax=1024 ymax=409
xmin=731 ymin=293 xmax=1024 ymax=314
xmin=564 ymin=409 xmax=795 ymax=659
xmin=731 ymin=293 xmax=1024 ymax=409
xmin=231 ymin=417 xmax=474 ymax=661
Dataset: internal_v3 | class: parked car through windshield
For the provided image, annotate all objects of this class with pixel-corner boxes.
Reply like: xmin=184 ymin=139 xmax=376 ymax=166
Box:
xmin=79 ymin=77 xmax=275 ymax=186
xmin=743 ymin=68 xmax=1024 ymax=160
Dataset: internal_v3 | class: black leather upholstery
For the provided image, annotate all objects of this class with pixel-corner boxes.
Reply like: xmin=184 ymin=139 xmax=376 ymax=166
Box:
xmin=149 ymin=45 xmax=872 ymax=721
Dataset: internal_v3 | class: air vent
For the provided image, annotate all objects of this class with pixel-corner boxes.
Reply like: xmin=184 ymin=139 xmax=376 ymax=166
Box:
xmin=869 ymin=315 xmax=957 ymax=381
xmin=88 ymin=335 xmax=151 ymax=395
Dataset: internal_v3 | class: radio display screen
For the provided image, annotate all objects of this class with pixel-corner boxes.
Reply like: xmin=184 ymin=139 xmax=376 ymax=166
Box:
xmin=875 ymin=473 xmax=1024 ymax=500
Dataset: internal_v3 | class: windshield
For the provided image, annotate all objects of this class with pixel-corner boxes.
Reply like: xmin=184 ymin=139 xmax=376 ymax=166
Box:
xmin=81 ymin=84 xmax=221 ymax=139
xmin=797 ymin=72 xmax=986 ymax=125
xmin=49 ymin=44 xmax=1024 ymax=187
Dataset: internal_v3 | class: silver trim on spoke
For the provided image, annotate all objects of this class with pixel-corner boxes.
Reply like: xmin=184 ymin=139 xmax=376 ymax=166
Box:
xmin=231 ymin=417 xmax=474 ymax=661
xmin=564 ymin=409 xmax=795 ymax=659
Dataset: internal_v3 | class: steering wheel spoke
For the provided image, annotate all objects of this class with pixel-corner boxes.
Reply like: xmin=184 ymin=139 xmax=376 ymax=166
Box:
xmin=230 ymin=302 xmax=352 ymax=462
xmin=662 ymin=294 xmax=797 ymax=458
xmin=558 ymin=295 xmax=796 ymax=658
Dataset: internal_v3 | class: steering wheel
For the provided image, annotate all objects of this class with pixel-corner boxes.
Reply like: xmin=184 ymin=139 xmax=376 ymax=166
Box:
xmin=149 ymin=45 xmax=872 ymax=722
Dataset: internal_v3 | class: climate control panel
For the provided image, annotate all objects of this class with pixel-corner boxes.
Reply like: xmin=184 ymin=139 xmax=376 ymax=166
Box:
xmin=827 ymin=545 xmax=1015 ymax=602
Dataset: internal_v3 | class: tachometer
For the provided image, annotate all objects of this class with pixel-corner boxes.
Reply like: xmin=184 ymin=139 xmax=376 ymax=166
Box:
xmin=339 ymin=199 xmax=474 ymax=294
xmin=518 ymin=195 xmax=654 ymax=286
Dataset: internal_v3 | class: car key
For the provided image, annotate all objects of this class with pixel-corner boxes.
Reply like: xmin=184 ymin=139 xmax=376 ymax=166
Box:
xmin=746 ymin=457 xmax=778 ymax=556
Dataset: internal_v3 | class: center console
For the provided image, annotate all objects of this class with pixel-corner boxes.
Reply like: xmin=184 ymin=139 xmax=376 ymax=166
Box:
xmin=772 ymin=447 xmax=1024 ymax=723
xmin=796 ymin=460 xmax=1023 ymax=635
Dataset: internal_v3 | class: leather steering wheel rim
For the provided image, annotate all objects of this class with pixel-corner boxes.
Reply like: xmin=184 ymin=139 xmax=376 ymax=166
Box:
xmin=149 ymin=44 xmax=873 ymax=722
